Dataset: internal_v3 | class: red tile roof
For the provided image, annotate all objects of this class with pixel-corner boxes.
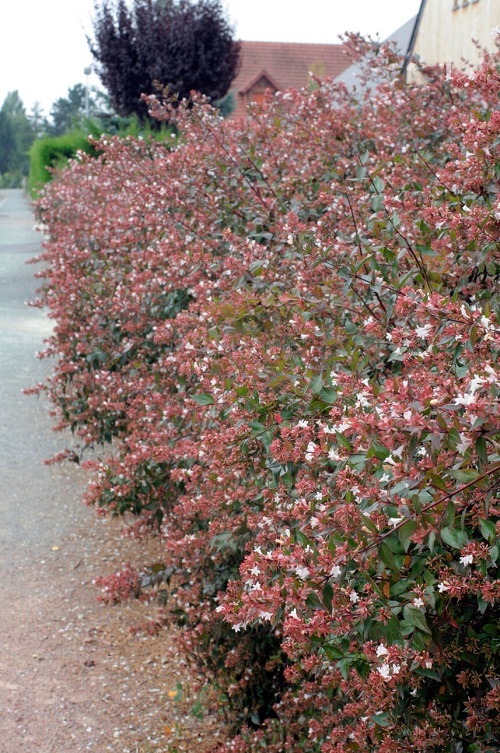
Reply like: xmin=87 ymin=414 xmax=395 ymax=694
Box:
xmin=228 ymin=40 xmax=350 ymax=119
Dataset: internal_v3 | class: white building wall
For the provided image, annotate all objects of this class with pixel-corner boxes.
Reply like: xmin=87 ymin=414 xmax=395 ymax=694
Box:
xmin=412 ymin=0 xmax=499 ymax=70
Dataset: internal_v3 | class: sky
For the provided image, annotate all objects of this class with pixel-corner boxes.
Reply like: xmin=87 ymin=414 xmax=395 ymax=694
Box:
xmin=1 ymin=0 xmax=421 ymax=116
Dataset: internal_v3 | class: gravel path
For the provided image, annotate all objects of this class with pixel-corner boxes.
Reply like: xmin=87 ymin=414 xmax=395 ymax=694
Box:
xmin=0 ymin=189 xmax=221 ymax=753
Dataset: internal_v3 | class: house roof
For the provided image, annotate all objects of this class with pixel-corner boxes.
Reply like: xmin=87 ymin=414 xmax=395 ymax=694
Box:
xmin=401 ymin=0 xmax=427 ymax=76
xmin=228 ymin=40 xmax=350 ymax=118
xmin=335 ymin=14 xmax=420 ymax=91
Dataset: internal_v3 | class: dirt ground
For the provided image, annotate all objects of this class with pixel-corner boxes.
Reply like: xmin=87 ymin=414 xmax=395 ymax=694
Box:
xmin=0 ymin=470 xmax=225 ymax=753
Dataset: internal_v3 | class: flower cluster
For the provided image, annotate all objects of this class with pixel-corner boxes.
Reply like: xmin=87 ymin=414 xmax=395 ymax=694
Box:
xmin=32 ymin=40 xmax=499 ymax=752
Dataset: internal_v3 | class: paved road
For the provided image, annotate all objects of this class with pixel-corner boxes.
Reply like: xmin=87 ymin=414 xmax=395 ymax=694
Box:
xmin=0 ymin=189 xmax=83 ymax=562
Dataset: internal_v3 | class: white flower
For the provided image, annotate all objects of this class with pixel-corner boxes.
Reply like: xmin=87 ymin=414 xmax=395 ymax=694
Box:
xmin=388 ymin=517 xmax=403 ymax=526
xmin=259 ymin=611 xmax=273 ymax=621
xmin=376 ymin=644 xmax=389 ymax=657
xmin=335 ymin=421 xmax=351 ymax=433
xmin=289 ymin=608 xmax=300 ymax=620
xmin=330 ymin=565 xmax=342 ymax=578
xmin=438 ymin=582 xmax=449 ymax=593
xmin=315 ymin=491 xmax=323 ymax=501
xmin=250 ymin=565 xmax=261 ymax=576
xmin=328 ymin=448 xmax=340 ymax=461
xmin=355 ymin=393 xmax=370 ymax=408
xmin=295 ymin=566 xmax=310 ymax=579
xmin=480 ymin=315 xmax=491 ymax=329
xmin=391 ymin=663 xmax=401 ymax=675
xmin=456 ymin=433 xmax=472 ymax=455
xmin=378 ymin=662 xmax=391 ymax=679
xmin=469 ymin=374 xmax=484 ymax=393
xmin=454 ymin=392 xmax=475 ymax=407
xmin=413 ymin=597 xmax=425 ymax=608
xmin=415 ymin=324 xmax=432 ymax=339
xmin=306 ymin=441 xmax=317 ymax=454
xmin=460 ymin=553 xmax=473 ymax=566
xmin=349 ymin=590 xmax=359 ymax=603
xmin=297 ymin=419 xmax=309 ymax=428
xmin=380 ymin=473 xmax=390 ymax=484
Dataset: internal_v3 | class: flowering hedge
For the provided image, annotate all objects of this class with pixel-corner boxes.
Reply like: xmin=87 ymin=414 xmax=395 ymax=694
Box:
xmin=33 ymin=40 xmax=499 ymax=752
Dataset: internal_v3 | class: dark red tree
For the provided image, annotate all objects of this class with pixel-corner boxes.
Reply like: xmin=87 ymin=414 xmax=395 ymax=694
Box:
xmin=89 ymin=0 xmax=240 ymax=120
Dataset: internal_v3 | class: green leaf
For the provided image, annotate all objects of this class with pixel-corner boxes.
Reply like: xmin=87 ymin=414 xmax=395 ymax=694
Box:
xmin=372 ymin=712 xmax=390 ymax=728
xmin=379 ymin=542 xmax=399 ymax=573
xmin=475 ymin=436 xmax=488 ymax=466
xmin=322 ymin=644 xmax=343 ymax=661
xmin=249 ymin=421 xmax=266 ymax=433
xmin=337 ymin=658 xmax=351 ymax=680
xmin=383 ymin=615 xmax=403 ymax=644
xmin=441 ymin=500 xmax=455 ymax=529
xmin=479 ymin=518 xmax=496 ymax=543
xmin=318 ymin=387 xmax=337 ymax=404
xmin=368 ymin=440 xmax=390 ymax=461
xmin=336 ymin=432 xmax=352 ymax=451
xmin=403 ymin=605 xmax=431 ymax=634
xmin=427 ymin=530 xmax=436 ymax=552
xmin=306 ymin=591 xmax=324 ymax=611
xmin=414 ymin=667 xmax=441 ymax=680
xmin=310 ymin=373 xmax=324 ymax=395
xmin=483 ymin=623 xmax=499 ymax=637
xmin=477 ymin=595 xmax=488 ymax=614
xmin=451 ymin=469 xmax=480 ymax=484
xmin=322 ymin=581 xmax=334 ymax=613
xmin=398 ymin=519 xmax=417 ymax=551
xmin=259 ymin=431 xmax=273 ymax=452
xmin=296 ymin=530 xmax=313 ymax=548
xmin=427 ymin=471 xmax=448 ymax=492
xmin=440 ymin=526 xmax=468 ymax=549
xmin=193 ymin=393 xmax=215 ymax=406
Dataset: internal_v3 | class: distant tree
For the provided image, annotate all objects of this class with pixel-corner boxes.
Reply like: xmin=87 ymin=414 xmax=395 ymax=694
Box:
xmin=89 ymin=0 xmax=240 ymax=122
xmin=0 ymin=109 xmax=15 ymax=174
xmin=47 ymin=84 xmax=91 ymax=136
xmin=28 ymin=102 xmax=49 ymax=139
xmin=0 ymin=91 xmax=34 ymax=181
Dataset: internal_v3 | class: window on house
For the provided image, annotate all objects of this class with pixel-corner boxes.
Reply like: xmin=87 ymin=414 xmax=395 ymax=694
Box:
xmin=250 ymin=91 xmax=267 ymax=106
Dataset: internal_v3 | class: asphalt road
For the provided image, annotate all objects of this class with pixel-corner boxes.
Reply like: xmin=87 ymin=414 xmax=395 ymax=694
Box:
xmin=0 ymin=188 xmax=85 ymax=564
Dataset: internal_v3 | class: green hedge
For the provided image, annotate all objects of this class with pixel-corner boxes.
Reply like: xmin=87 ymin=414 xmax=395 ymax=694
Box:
xmin=28 ymin=117 xmax=176 ymax=197
xmin=27 ymin=129 xmax=100 ymax=196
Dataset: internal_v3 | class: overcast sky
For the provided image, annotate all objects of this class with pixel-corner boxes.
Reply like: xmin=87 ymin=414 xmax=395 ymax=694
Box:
xmin=1 ymin=0 xmax=421 ymax=115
